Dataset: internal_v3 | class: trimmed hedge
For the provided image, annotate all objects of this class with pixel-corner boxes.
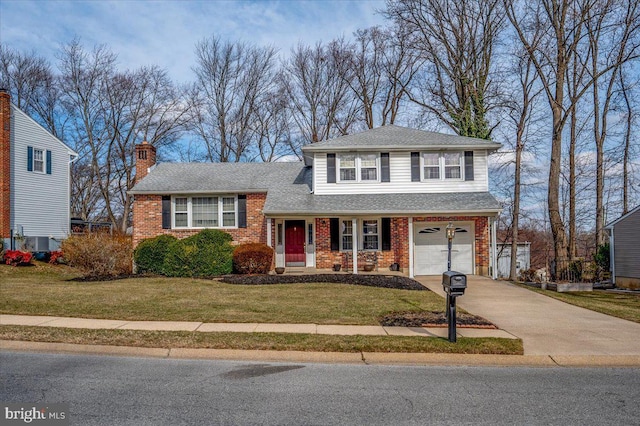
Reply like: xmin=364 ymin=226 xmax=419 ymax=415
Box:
xmin=162 ymin=229 xmax=234 ymax=277
xmin=233 ymin=243 xmax=274 ymax=274
xmin=134 ymin=235 xmax=177 ymax=274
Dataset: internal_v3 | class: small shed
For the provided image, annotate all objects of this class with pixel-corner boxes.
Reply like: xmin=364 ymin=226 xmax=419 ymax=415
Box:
xmin=606 ymin=205 xmax=640 ymax=289
xmin=496 ymin=242 xmax=531 ymax=279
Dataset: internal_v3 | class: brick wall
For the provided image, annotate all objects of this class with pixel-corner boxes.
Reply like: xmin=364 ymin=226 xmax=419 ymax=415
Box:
xmin=413 ymin=216 xmax=490 ymax=275
xmin=132 ymin=193 xmax=267 ymax=247
xmin=0 ymin=90 xmax=11 ymax=239
xmin=134 ymin=142 xmax=156 ymax=182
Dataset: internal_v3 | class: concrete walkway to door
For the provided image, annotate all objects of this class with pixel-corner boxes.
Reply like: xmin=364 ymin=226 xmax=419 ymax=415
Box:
xmin=416 ymin=275 xmax=640 ymax=356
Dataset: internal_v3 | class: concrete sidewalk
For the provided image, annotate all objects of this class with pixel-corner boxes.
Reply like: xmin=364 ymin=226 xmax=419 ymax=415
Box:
xmin=0 ymin=314 xmax=514 ymax=339
xmin=416 ymin=275 xmax=640 ymax=356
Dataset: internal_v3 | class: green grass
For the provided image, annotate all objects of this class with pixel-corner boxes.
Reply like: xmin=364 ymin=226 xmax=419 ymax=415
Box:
xmin=0 ymin=325 xmax=524 ymax=355
xmin=517 ymin=284 xmax=640 ymax=323
xmin=1 ymin=262 xmax=442 ymax=325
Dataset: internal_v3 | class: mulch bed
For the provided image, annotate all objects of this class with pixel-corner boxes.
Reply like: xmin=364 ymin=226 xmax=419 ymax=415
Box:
xmin=380 ymin=311 xmax=497 ymax=328
xmin=220 ymin=274 xmax=428 ymax=291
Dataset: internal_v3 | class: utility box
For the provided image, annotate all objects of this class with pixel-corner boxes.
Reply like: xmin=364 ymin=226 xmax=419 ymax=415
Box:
xmin=442 ymin=271 xmax=467 ymax=296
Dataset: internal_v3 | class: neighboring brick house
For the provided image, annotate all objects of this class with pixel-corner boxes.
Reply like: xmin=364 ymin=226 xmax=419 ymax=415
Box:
xmin=0 ymin=89 xmax=77 ymax=251
xmin=130 ymin=126 xmax=502 ymax=277
xmin=605 ymin=205 xmax=640 ymax=289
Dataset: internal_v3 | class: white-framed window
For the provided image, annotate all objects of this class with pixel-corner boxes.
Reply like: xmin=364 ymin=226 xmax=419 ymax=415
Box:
xmin=341 ymin=220 xmax=353 ymax=250
xmin=339 ymin=218 xmax=381 ymax=251
xmin=362 ymin=219 xmax=379 ymax=250
xmin=338 ymin=153 xmax=379 ymax=182
xmin=422 ymin=151 xmax=463 ymax=181
xmin=33 ymin=148 xmax=44 ymax=173
xmin=173 ymin=195 xmax=237 ymax=228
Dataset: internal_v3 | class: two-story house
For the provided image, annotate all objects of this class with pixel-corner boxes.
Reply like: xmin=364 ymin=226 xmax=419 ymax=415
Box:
xmin=1 ymin=89 xmax=77 ymax=251
xmin=130 ymin=125 xmax=502 ymax=277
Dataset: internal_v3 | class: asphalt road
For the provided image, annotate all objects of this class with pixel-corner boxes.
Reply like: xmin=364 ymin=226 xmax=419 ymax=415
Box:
xmin=2 ymin=351 xmax=639 ymax=425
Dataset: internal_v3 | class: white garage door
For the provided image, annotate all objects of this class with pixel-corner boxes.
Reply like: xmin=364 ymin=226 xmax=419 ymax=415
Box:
xmin=414 ymin=224 xmax=474 ymax=275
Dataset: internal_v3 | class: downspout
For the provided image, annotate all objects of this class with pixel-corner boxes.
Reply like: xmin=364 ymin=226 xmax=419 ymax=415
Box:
xmin=491 ymin=216 xmax=498 ymax=280
xmin=66 ymin=153 xmax=78 ymax=239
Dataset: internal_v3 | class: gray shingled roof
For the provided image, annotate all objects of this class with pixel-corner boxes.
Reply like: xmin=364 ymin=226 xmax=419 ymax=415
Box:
xmin=301 ymin=125 xmax=502 ymax=152
xmin=130 ymin=162 xmax=308 ymax=194
xmin=263 ymin=190 xmax=501 ymax=215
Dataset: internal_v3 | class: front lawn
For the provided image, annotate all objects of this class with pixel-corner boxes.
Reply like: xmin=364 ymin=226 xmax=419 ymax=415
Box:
xmin=1 ymin=262 xmax=441 ymax=325
xmin=517 ymin=284 xmax=640 ymax=323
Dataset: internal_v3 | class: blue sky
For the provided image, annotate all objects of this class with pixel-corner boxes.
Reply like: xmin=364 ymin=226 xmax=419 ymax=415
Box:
xmin=1 ymin=0 xmax=387 ymax=82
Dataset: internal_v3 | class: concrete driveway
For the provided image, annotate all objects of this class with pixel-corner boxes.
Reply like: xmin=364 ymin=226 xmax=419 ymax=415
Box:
xmin=416 ymin=275 xmax=640 ymax=356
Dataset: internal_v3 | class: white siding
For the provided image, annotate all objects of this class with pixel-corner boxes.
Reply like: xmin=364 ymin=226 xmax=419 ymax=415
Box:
xmin=314 ymin=151 xmax=489 ymax=195
xmin=10 ymin=105 xmax=73 ymax=241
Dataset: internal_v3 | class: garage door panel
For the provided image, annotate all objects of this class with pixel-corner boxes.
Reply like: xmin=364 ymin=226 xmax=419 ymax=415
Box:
xmin=414 ymin=224 xmax=473 ymax=275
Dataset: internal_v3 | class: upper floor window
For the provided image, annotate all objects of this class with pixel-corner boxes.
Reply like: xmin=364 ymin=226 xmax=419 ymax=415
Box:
xmin=422 ymin=152 xmax=463 ymax=181
xmin=173 ymin=195 xmax=237 ymax=228
xmin=33 ymin=149 xmax=44 ymax=172
xmin=338 ymin=153 xmax=379 ymax=182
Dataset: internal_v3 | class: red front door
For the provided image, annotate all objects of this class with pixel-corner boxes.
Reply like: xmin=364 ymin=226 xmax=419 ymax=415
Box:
xmin=285 ymin=220 xmax=306 ymax=266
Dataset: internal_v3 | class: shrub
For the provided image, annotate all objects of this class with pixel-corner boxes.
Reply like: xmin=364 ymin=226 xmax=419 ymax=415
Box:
xmin=61 ymin=234 xmax=132 ymax=278
xmin=49 ymin=251 xmax=64 ymax=264
xmin=518 ymin=268 xmax=539 ymax=283
xmin=3 ymin=250 xmax=33 ymax=266
xmin=595 ymin=243 xmax=610 ymax=272
xmin=163 ymin=229 xmax=233 ymax=277
xmin=233 ymin=243 xmax=274 ymax=274
xmin=133 ymin=234 xmax=177 ymax=274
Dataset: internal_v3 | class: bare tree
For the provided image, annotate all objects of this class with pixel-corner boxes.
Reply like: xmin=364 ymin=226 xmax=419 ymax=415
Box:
xmin=281 ymin=39 xmax=359 ymax=147
xmin=192 ymin=36 xmax=278 ymax=162
xmin=618 ymin=67 xmax=638 ymax=214
xmin=347 ymin=25 xmax=421 ymax=128
xmin=385 ymin=0 xmax=505 ymax=138
xmin=586 ymin=0 xmax=640 ymax=246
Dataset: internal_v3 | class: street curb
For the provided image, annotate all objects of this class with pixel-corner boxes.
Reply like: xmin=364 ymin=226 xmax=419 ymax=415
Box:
xmin=3 ymin=340 xmax=639 ymax=367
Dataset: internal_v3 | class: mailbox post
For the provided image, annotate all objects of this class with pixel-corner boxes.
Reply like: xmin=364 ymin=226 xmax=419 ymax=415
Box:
xmin=442 ymin=271 xmax=467 ymax=343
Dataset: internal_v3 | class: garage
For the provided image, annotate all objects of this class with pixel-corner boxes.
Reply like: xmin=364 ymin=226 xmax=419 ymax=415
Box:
xmin=413 ymin=223 xmax=474 ymax=275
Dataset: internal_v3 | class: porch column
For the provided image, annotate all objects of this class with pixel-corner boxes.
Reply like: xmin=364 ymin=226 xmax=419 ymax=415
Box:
xmin=352 ymin=217 xmax=358 ymax=274
xmin=408 ymin=217 xmax=414 ymax=278
xmin=266 ymin=218 xmax=272 ymax=247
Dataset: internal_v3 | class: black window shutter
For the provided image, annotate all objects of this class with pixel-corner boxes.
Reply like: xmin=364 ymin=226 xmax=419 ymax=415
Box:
xmin=330 ymin=218 xmax=339 ymax=251
xmin=46 ymin=150 xmax=52 ymax=174
xmin=381 ymin=218 xmax=391 ymax=251
xmin=411 ymin=152 xmax=420 ymax=182
xmin=327 ymin=153 xmax=336 ymax=183
xmin=381 ymin=153 xmax=390 ymax=182
xmin=27 ymin=146 xmax=33 ymax=171
xmin=161 ymin=196 xmax=171 ymax=229
xmin=237 ymin=195 xmax=247 ymax=228
xmin=464 ymin=151 xmax=474 ymax=181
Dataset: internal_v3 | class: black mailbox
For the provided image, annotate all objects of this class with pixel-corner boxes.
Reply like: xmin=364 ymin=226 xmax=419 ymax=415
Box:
xmin=442 ymin=271 xmax=467 ymax=296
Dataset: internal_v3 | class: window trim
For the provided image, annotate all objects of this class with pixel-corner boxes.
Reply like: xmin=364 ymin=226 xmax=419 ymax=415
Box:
xmin=33 ymin=148 xmax=45 ymax=173
xmin=172 ymin=195 xmax=238 ymax=229
xmin=420 ymin=151 xmax=464 ymax=181
xmin=337 ymin=152 xmax=380 ymax=183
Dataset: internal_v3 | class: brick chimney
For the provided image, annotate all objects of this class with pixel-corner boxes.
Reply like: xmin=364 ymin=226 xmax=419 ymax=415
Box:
xmin=135 ymin=141 xmax=156 ymax=182
xmin=0 ymin=88 xmax=11 ymax=240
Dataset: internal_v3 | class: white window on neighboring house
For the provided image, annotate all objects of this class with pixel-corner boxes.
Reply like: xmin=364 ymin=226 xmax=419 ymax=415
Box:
xmin=338 ymin=153 xmax=379 ymax=182
xmin=33 ymin=148 xmax=44 ymax=172
xmin=173 ymin=196 xmax=237 ymax=228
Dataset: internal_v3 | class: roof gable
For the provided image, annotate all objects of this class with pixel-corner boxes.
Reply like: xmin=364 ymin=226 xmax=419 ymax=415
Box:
xmin=605 ymin=204 xmax=640 ymax=229
xmin=11 ymin=104 xmax=77 ymax=156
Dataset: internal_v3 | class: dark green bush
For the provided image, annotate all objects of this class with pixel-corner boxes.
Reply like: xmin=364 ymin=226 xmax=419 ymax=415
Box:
xmin=595 ymin=243 xmax=610 ymax=272
xmin=233 ymin=243 xmax=274 ymax=274
xmin=163 ymin=229 xmax=234 ymax=277
xmin=134 ymin=234 xmax=177 ymax=274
